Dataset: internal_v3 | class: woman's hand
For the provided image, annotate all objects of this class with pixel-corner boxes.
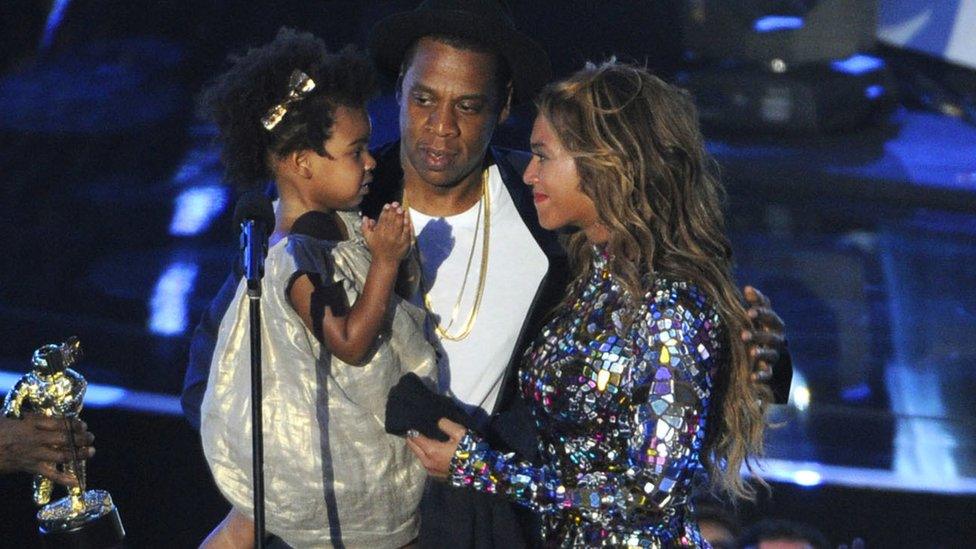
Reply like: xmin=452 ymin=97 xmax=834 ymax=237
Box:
xmin=362 ymin=202 xmax=412 ymax=266
xmin=405 ymin=418 xmax=467 ymax=479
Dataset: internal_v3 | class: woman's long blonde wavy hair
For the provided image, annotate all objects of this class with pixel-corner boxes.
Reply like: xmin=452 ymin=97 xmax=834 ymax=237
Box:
xmin=536 ymin=60 xmax=770 ymax=500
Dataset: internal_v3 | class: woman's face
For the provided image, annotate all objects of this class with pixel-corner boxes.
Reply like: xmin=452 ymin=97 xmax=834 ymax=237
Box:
xmin=523 ymin=114 xmax=602 ymax=238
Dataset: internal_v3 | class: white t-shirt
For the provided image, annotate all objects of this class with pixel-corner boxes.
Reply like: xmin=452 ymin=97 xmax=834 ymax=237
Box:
xmin=409 ymin=165 xmax=549 ymax=419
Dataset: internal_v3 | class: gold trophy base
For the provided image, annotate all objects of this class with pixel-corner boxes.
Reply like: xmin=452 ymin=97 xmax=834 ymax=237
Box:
xmin=37 ymin=489 xmax=125 ymax=548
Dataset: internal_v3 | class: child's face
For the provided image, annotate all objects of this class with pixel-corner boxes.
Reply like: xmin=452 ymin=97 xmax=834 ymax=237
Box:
xmin=306 ymin=106 xmax=375 ymax=211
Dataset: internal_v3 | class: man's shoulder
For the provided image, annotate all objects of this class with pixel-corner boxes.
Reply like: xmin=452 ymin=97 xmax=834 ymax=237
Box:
xmin=490 ymin=145 xmax=531 ymax=197
xmin=363 ymin=140 xmax=403 ymax=218
xmin=491 ymin=145 xmax=531 ymax=173
xmin=371 ymin=140 xmax=402 ymax=180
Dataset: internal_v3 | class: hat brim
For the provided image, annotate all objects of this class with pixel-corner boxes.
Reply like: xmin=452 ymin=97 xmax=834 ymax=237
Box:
xmin=369 ymin=9 xmax=552 ymax=105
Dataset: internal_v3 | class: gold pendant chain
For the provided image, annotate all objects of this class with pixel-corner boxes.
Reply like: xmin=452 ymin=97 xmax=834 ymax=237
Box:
xmin=403 ymin=170 xmax=490 ymax=341
xmin=432 ymin=181 xmax=483 ymax=335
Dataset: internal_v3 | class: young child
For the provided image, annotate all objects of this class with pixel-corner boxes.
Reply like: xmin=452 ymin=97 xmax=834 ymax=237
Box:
xmin=196 ymin=28 xmax=435 ymax=548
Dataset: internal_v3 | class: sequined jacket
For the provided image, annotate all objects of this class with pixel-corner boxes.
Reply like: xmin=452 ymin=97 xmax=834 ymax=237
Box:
xmin=450 ymin=251 xmax=722 ymax=548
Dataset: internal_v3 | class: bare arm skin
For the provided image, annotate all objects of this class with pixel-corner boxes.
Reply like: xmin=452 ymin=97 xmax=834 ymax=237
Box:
xmin=289 ymin=203 xmax=412 ymax=365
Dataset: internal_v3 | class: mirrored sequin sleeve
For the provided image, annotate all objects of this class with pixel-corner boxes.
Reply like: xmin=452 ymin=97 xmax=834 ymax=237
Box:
xmin=449 ymin=281 xmax=721 ymax=524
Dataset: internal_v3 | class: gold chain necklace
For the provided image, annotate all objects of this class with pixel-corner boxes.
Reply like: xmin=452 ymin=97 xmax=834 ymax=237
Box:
xmin=403 ymin=169 xmax=490 ymax=341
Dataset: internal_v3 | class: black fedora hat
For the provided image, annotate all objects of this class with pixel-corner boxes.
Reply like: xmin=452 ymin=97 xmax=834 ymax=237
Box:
xmin=369 ymin=0 xmax=552 ymax=104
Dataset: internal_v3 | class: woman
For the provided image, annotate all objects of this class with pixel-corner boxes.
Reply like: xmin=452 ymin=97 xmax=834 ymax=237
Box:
xmin=406 ymin=61 xmax=770 ymax=547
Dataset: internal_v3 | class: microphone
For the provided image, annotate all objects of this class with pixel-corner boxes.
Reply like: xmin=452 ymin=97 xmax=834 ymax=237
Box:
xmin=232 ymin=191 xmax=275 ymax=548
xmin=233 ymin=191 xmax=275 ymax=298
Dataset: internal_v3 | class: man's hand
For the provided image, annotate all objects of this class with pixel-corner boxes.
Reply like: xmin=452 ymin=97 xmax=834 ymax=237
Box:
xmin=405 ymin=418 xmax=466 ymax=480
xmin=0 ymin=414 xmax=95 ymax=486
xmin=741 ymin=286 xmax=787 ymax=383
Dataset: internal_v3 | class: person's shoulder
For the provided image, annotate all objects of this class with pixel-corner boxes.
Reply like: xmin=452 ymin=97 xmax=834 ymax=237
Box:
xmin=644 ymin=276 xmax=721 ymax=332
xmin=489 ymin=145 xmax=532 ymax=199
xmin=491 ymin=145 xmax=531 ymax=173
xmin=370 ymin=139 xmax=402 ymax=180
xmin=363 ymin=140 xmax=402 ymax=219
xmin=283 ymin=233 xmax=339 ymax=262
xmin=290 ymin=211 xmax=346 ymax=242
xmin=282 ymin=212 xmax=347 ymax=275
xmin=640 ymin=276 xmax=725 ymax=375
xmin=370 ymin=139 xmax=400 ymax=160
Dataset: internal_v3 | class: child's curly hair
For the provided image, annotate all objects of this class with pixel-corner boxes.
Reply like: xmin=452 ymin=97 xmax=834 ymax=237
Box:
xmin=199 ymin=27 xmax=377 ymax=190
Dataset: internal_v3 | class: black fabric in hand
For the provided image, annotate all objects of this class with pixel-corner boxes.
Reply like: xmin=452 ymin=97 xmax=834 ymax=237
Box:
xmin=385 ymin=373 xmax=477 ymax=441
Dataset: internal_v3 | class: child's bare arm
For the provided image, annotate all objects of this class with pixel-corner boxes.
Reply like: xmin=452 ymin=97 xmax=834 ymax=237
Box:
xmin=289 ymin=204 xmax=412 ymax=365
xmin=199 ymin=508 xmax=254 ymax=549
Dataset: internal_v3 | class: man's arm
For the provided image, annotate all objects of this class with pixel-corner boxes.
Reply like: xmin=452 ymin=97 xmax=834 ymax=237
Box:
xmin=742 ymin=286 xmax=793 ymax=404
xmin=0 ymin=415 xmax=94 ymax=484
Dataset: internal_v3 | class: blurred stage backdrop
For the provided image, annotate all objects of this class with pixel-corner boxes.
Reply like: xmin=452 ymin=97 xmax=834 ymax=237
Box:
xmin=1 ymin=1 xmax=974 ymax=547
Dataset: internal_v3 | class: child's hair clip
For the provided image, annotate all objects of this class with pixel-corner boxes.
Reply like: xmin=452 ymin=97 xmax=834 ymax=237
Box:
xmin=261 ymin=69 xmax=317 ymax=131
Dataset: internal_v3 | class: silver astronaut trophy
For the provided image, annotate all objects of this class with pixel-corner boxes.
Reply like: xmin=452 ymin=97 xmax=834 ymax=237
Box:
xmin=2 ymin=337 xmax=125 ymax=548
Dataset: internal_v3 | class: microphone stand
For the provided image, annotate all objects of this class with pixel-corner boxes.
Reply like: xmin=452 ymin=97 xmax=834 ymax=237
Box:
xmin=241 ymin=218 xmax=267 ymax=549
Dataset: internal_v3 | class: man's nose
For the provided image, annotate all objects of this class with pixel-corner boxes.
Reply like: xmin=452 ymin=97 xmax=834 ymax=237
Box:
xmin=427 ymin=104 xmax=459 ymax=137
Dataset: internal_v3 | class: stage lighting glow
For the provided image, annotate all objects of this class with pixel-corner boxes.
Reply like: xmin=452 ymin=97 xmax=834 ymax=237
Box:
xmin=169 ymin=186 xmax=228 ymax=236
xmin=0 ymin=371 xmax=23 ymax=393
xmin=793 ymin=469 xmax=823 ymax=486
xmin=865 ymin=85 xmax=885 ymax=100
xmin=841 ymin=382 xmax=872 ymax=402
xmin=148 ymin=262 xmax=199 ymax=336
xmin=885 ymin=362 xmax=961 ymax=492
xmin=753 ymin=16 xmax=805 ymax=33
xmin=84 ymin=385 xmax=126 ymax=406
xmin=0 ymin=371 xmax=182 ymax=415
xmin=789 ymin=370 xmax=810 ymax=412
xmin=831 ymin=54 xmax=885 ymax=76
xmin=758 ymin=458 xmax=976 ymax=494
xmin=40 ymin=0 xmax=72 ymax=51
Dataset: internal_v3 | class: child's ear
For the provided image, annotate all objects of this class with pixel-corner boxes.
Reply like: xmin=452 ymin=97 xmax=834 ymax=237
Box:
xmin=289 ymin=150 xmax=312 ymax=179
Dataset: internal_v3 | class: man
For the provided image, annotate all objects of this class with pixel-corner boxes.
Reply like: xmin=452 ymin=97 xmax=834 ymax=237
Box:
xmin=182 ymin=0 xmax=792 ymax=546
xmin=363 ymin=3 xmax=569 ymax=546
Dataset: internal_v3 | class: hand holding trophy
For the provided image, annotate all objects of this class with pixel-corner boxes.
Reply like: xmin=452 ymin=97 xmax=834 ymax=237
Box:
xmin=2 ymin=337 xmax=125 ymax=548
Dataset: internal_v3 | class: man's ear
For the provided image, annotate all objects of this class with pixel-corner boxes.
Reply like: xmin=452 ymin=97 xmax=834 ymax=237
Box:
xmin=497 ymin=81 xmax=513 ymax=125
xmin=395 ymin=72 xmax=405 ymax=105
